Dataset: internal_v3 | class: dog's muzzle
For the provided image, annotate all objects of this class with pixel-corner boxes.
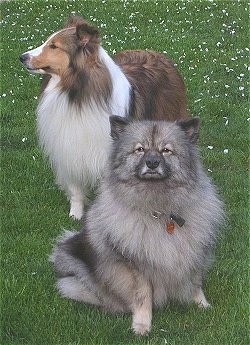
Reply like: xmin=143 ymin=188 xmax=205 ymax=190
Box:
xmin=137 ymin=153 xmax=170 ymax=180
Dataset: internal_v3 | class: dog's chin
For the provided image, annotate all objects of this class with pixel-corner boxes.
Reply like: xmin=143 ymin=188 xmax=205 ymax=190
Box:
xmin=22 ymin=63 xmax=48 ymax=74
xmin=26 ymin=67 xmax=47 ymax=74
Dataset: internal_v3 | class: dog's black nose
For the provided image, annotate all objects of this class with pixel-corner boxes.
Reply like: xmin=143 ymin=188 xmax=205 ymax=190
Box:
xmin=146 ymin=156 xmax=160 ymax=169
xmin=20 ymin=53 xmax=29 ymax=63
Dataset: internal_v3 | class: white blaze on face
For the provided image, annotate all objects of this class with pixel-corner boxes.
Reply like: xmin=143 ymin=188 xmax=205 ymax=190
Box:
xmin=25 ymin=42 xmax=46 ymax=58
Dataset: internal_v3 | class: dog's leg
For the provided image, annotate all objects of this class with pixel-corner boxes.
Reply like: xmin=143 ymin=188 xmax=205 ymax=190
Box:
xmin=67 ymin=185 xmax=85 ymax=220
xmin=99 ymin=263 xmax=152 ymax=335
xmin=193 ymin=287 xmax=211 ymax=308
xmin=132 ymin=278 xmax=152 ymax=335
xmin=191 ymin=271 xmax=211 ymax=308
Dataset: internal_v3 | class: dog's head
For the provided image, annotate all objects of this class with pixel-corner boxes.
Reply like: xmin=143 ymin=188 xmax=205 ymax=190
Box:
xmin=109 ymin=116 xmax=200 ymax=185
xmin=19 ymin=15 xmax=99 ymax=76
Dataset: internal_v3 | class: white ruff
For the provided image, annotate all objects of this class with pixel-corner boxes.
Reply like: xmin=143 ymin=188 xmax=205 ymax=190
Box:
xmin=38 ymin=89 xmax=111 ymax=188
xmin=37 ymin=47 xmax=131 ymax=217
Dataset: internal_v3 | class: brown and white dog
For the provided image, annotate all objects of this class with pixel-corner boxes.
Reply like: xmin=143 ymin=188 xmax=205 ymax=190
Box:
xmin=20 ymin=15 xmax=189 ymax=219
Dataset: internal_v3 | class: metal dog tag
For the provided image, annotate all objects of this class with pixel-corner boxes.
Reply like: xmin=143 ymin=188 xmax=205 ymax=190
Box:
xmin=170 ymin=213 xmax=185 ymax=227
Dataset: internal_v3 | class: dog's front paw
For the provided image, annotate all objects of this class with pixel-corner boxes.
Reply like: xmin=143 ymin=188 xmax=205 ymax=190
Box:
xmin=193 ymin=288 xmax=211 ymax=308
xmin=197 ymin=299 xmax=211 ymax=309
xmin=132 ymin=321 xmax=151 ymax=335
xmin=69 ymin=204 xmax=84 ymax=220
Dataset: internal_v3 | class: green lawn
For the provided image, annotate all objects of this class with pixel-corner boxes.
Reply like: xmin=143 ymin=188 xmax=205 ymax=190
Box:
xmin=1 ymin=1 xmax=249 ymax=344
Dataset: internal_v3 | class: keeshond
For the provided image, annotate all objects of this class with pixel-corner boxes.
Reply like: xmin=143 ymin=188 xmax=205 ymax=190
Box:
xmin=50 ymin=116 xmax=224 ymax=335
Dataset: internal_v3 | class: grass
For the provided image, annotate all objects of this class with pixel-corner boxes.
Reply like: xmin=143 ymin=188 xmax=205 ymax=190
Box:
xmin=1 ymin=0 xmax=249 ymax=344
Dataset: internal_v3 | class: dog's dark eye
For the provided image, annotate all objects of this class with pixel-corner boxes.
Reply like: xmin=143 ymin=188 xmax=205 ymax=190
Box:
xmin=135 ymin=147 xmax=145 ymax=153
xmin=162 ymin=148 xmax=170 ymax=153
xmin=49 ymin=43 xmax=58 ymax=49
xmin=162 ymin=146 xmax=173 ymax=155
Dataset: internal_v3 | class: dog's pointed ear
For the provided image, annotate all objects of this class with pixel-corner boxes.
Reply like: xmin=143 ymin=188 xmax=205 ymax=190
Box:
xmin=109 ymin=116 xmax=129 ymax=140
xmin=76 ymin=22 xmax=99 ymax=46
xmin=177 ymin=117 xmax=200 ymax=143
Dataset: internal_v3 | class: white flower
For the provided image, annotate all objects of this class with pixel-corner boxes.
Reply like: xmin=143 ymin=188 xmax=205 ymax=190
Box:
xmin=223 ymin=116 xmax=228 ymax=125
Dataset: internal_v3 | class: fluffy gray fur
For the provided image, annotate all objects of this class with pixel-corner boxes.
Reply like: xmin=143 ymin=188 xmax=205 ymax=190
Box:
xmin=50 ymin=116 xmax=224 ymax=335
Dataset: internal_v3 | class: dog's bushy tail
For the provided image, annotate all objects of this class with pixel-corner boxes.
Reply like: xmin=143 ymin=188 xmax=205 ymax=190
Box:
xmin=50 ymin=230 xmax=80 ymax=276
xmin=50 ymin=230 xmax=96 ymax=302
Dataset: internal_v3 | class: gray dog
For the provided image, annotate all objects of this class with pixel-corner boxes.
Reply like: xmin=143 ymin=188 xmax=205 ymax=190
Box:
xmin=50 ymin=116 xmax=224 ymax=335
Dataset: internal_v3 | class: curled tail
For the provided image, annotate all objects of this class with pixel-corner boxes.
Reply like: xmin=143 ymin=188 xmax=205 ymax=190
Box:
xmin=50 ymin=230 xmax=100 ymax=304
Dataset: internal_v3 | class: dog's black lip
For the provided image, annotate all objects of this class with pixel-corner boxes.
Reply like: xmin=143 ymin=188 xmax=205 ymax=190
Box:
xmin=136 ymin=168 xmax=171 ymax=181
xmin=138 ymin=172 xmax=166 ymax=180
xmin=142 ymin=171 xmax=161 ymax=176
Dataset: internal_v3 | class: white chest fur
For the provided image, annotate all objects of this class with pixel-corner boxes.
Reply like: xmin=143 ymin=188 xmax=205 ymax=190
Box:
xmin=37 ymin=87 xmax=113 ymax=187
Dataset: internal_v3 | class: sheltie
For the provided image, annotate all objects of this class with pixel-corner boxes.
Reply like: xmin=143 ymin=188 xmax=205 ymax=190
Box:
xmin=20 ymin=15 xmax=189 ymax=219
